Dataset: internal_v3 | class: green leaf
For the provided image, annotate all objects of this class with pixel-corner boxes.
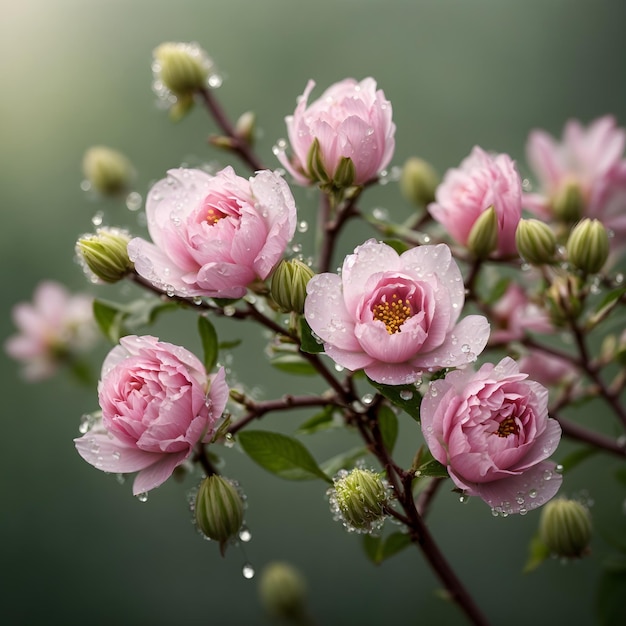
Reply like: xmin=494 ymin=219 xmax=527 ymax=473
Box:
xmin=485 ymin=276 xmax=511 ymax=305
xmin=595 ymin=286 xmax=626 ymax=314
xmin=558 ymin=446 xmax=599 ymax=473
xmin=615 ymin=466 xmax=626 ymax=488
xmin=320 ymin=446 xmax=369 ymax=478
xmin=299 ymin=317 xmax=325 ymax=354
xmin=238 ymin=430 xmax=331 ymax=483
xmin=382 ymin=239 xmax=410 ymax=255
xmin=218 ymin=339 xmax=242 ymax=350
xmin=416 ymin=457 xmax=449 ymax=478
xmin=362 ymin=532 xmax=412 ymax=565
xmin=377 ymin=405 xmax=398 ymax=453
xmin=270 ymin=354 xmax=318 ymax=376
xmin=523 ymin=532 xmax=550 ymax=573
xmin=93 ymin=299 xmax=126 ymax=343
xmin=297 ymin=406 xmax=338 ymax=435
xmin=198 ymin=315 xmax=219 ymax=371
xmin=367 ymin=377 xmax=421 ymax=421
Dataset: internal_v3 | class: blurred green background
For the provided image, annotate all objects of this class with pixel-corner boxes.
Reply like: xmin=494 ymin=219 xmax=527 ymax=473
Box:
xmin=2 ymin=1 xmax=626 ymax=624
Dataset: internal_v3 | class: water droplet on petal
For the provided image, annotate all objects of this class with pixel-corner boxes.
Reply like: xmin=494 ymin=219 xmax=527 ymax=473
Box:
xmin=137 ymin=492 xmax=149 ymax=503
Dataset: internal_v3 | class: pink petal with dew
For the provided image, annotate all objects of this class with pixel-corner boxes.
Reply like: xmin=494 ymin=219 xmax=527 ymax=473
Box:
xmin=363 ymin=360 xmax=423 ymax=385
xmin=467 ymin=460 xmax=563 ymax=514
xmin=526 ymin=131 xmax=564 ymax=191
xmin=509 ymin=418 xmax=561 ymax=472
xmin=305 ymin=273 xmax=361 ymax=351
xmin=250 ymin=170 xmax=297 ymax=234
xmin=341 ymin=240 xmax=401 ymax=314
xmin=74 ymin=430 xmax=160 ymax=474
xmin=127 ymin=238 xmax=188 ymax=294
xmin=194 ymin=262 xmax=255 ymax=298
xmin=411 ymin=314 xmax=490 ymax=369
xmin=146 ymin=169 xmax=213 ymax=248
xmin=355 ymin=318 xmax=427 ymax=363
xmin=132 ymin=450 xmax=190 ymax=495
xmin=324 ymin=343 xmax=375 ymax=372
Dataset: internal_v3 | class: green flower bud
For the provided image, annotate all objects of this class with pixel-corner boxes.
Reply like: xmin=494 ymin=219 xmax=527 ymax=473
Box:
xmin=195 ymin=475 xmax=244 ymax=555
xmin=333 ymin=156 xmax=356 ymax=190
xmin=552 ymin=180 xmax=585 ymax=222
xmin=467 ymin=206 xmax=498 ymax=258
xmin=546 ymin=275 xmax=583 ymax=324
xmin=566 ymin=218 xmax=610 ymax=274
xmin=270 ymin=259 xmax=315 ymax=314
xmin=328 ymin=468 xmax=388 ymax=533
xmin=306 ymin=138 xmax=330 ymax=185
xmin=400 ymin=157 xmax=439 ymax=207
xmin=76 ymin=227 xmax=133 ymax=283
xmin=258 ymin=562 xmax=308 ymax=622
xmin=515 ymin=218 xmax=557 ymax=265
xmin=82 ymin=146 xmax=134 ymax=196
xmin=539 ymin=498 xmax=592 ymax=558
xmin=153 ymin=42 xmax=213 ymax=98
xmin=235 ymin=111 xmax=256 ymax=145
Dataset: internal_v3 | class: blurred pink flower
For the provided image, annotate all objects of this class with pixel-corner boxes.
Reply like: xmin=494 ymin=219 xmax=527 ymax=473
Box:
xmin=5 ymin=280 xmax=97 ymax=381
xmin=75 ymin=335 xmax=229 ymax=495
xmin=428 ymin=146 xmax=523 ymax=257
xmin=489 ymin=283 xmax=553 ymax=344
xmin=277 ymin=78 xmax=395 ymax=186
xmin=304 ymin=240 xmax=490 ymax=385
xmin=421 ymin=357 xmax=562 ymax=514
xmin=517 ymin=350 xmax=578 ymax=389
xmin=525 ymin=115 xmax=626 ymax=246
xmin=128 ymin=167 xmax=297 ymax=299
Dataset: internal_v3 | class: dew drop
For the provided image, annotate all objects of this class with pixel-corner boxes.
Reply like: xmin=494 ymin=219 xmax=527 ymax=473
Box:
xmin=297 ymin=220 xmax=308 ymax=233
xmin=137 ymin=492 xmax=149 ymax=503
xmin=223 ymin=433 xmax=235 ymax=448
xmin=112 ymin=450 xmax=121 ymax=461
xmin=372 ymin=207 xmax=388 ymax=221
xmin=399 ymin=390 xmax=413 ymax=401
xmin=361 ymin=393 xmax=374 ymax=405
xmin=126 ymin=191 xmax=142 ymax=211
xmin=242 ymin=563 xmax=255 ymax=579
xmin=334 ymin=364 xmax=344 ymax=372
xmin=528 ymin=489 xmax=537 ymax=499
xmin=543 ymin=469 xmax=553 ymax=481
xmin=223 ymin=305 xmax=236 ymax=317
xmin=238 ymin=527 xmax=252 ymax=542
xmin=91 ymin=211 xmax=104 ymax=226
xmin=207 ymin=74 xmax=223 ymax=88
xmin=459 ymin=493 xmax=468 ymax=504
xmin=80 ymin=179 xmax=91 ymax=192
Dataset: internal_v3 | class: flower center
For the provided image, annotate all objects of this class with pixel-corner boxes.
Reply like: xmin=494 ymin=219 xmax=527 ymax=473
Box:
xmin=206 ymin=206 xmax=227 ymax=225
xmin=372 ymin=294 xmax=412 ymax=334
xmin=494 ymin=417 xmax=519 ymax=438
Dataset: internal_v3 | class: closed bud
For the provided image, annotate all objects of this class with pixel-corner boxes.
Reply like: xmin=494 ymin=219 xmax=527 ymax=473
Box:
xmin=546 ymin=275 xmax=583 ymax=324
xmin=400 ymin=157 xmax=439 ymax=207
xmin=566 ymin=218 xmax=610 ymax=274
xmin=82 ymin=146 xmax=134 ymax=196
xmin=76 ymin=227 xmax=133 ymax=283
xmin=153 ymin=42 xmax=212 ymax=97
xmin=306 ymin=138 xmax=331 ymax=185
xmin=195 ymin=475 xmax=244 ymax=555
xmin=539 ymin=497 xmax=592 ymax=558
xmin=515 ymin=218 xmax=557 ymax=265
xmin=552 ymin=180 xmax=585 ymax=222
xmin=258 ymin=562 xmax=308 ymax=622
xmin=467 ymin=206 xmax=498 ymax=258
xmin=271 ymin=259 xmax=315 ymax=314
xmin=328 ymin=468 xmax=388 ymax=533
xmin=235 ymin=111 xmax=256 ymax=145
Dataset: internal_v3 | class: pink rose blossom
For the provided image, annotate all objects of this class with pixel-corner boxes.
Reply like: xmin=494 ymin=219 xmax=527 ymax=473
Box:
xmin=127 ymin=166 xmax=297 ymax=298
xmin=75 ymin=335 xmax=229 ymax=495
xmin=489 ymin=283 xmax=553 ymax=345
xmin=517 ymin=350 xmax=578 ymax=389
xmin=428 ymin=146 xmax=523 ymax=257
xmin=304 ymin=240 xmax=490 ymax=385
xmin=525 ymin=115 xmax=626 ymax=247
xmin=277 ymin=78 xmax=395 ymax=186
xmin=421 ymin=357 xmax=562 ymax=514
xmin=5 ymin=280 xmax=97 ymax=381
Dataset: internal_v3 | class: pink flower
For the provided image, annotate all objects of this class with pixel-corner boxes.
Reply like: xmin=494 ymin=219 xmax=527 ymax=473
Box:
xmin=75 ymin=335 xmax=229 ymax=495
xmin=5 ymin=280 xmax=97 ymax=381
xmin=517 ymin=350 xmax=578 ymax=389
xmin=489 ymin=283 xmax=553 ymax=345
xmin=304 ymin=240 xmax=490 ymax=385
xmin=127 ymin=167 xmax=297 ymax=298
xmin=277 ymin=78 xmax=395 ymax=186
xmin=421 ymin=357 xmax=562 ymax=514
xmin=428 ymin=146 xmax=522 ymax=257
xmin=525 ymin=116 xmax=626 ymax=247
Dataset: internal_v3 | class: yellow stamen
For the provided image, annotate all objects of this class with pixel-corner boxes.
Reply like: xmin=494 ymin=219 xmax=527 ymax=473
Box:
xmin=372 ymin=294 xmax=412 ymax=335
xmin=495 ymin=417 xmax=518 ymax=438
xmin=206 ymin=207 xmax=225 ymax=224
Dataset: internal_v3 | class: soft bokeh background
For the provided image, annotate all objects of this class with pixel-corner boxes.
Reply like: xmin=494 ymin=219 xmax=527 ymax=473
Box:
xmin=2 ymin=1 xmax=626 ymax=624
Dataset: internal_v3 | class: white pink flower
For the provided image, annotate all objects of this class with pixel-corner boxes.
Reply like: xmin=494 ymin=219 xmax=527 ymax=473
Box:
xmin=5 ymin=281 xmax=97 ymax=381
xmin=428 ymin=146 xmax=523 ymax=257
xmin=277 ymin=78 xmax=395 ymax=186
xmin=74 ymin=335 xmax=229 ymax=495
xmin=421 ymin=357 xmax=562 ymax=514
xmin=525 ymin=115 xmax=626 ymax=247
xmin=127 ymin=166 xmax=297 ymax=298
xmin=304 ymin=240 xmax=490 ymax=385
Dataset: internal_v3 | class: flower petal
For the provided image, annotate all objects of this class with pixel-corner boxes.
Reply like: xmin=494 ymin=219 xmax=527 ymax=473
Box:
xmin=132 ymin=450 xmax=190 ymax=495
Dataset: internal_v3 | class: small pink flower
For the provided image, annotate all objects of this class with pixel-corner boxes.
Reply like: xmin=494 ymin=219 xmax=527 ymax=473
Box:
xmin=525 ymin=116 xmax=626 ymax=247
xmin=75 ymin=335 xmax=229 ymax=495
xmin=517 ymin=350 xmax=578 ymax=389
xmin=428 ymin=146 xmax=522 ymax=257
xmin=5 ymin=281 xmax=97 ymax=381
xmin=489 ymin=283 xmax=553 ymax=344
xmin=128 ymin=167 xmax=297 ymax=298
xmin=304 ymin=240 xmax=490 ymax=385
xmin=277 ymin=78 xmax=396 ymax=186
xmin=421 ymin=357 xmax=562 ymax=514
